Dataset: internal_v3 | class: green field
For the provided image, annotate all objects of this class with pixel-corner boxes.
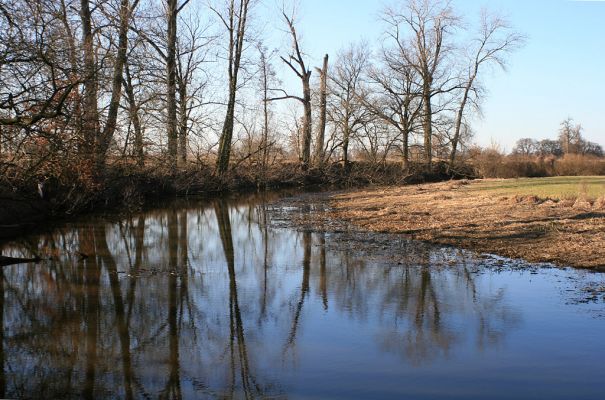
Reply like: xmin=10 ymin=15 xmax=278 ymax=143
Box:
xmin=469 ymin=176 xmax=605 ymax=200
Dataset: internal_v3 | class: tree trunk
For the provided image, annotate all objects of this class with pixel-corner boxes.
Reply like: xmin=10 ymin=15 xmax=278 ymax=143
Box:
xmin=123 ymin=64 xmax=144 ymax=167
xmin=98 ymin=0 xmax=132 ymax=168
xmin=314 ymin=54 xmax=329 ymax=166
xmin=178 ymin=81 xmax=188 ymax=164
xmin=301 ymin=73 xmax=312 ymax=170
xmin=449 ymin=89 xmax=469 ymax=167
xmin=402 ymin=128 xmax=409 ymax=170
xmin=342 ymin=119 xmax=350 ymax=169
xmin=261 ymin=61 xmax=269 ymax=173
xmin=216 ymin=0 xmax=250 ymax=175
xmin=422 ymin=86 xmax=432 ymax=171
xmin=79 ymin=0 xmax=99 ymax=157
xmin=217 ymin=90 xmax=236 ymax=174
xmin=166 ymin=0 xmax=178 ymax=173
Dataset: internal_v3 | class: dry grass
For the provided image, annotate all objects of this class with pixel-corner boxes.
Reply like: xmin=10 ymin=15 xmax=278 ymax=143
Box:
xmin=327 ymin=177 xmax=605 ymax=269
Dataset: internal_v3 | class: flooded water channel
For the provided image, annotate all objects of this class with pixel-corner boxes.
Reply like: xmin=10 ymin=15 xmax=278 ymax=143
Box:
xmin=0 ymin=192 xmax=604 ymax=399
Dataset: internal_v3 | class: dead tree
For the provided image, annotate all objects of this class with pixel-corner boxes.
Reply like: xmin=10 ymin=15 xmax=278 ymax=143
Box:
xmin=314 ymin=54 xmax=329 ymax=166
xmin=271 ymin=11 xmax=313 ymax=170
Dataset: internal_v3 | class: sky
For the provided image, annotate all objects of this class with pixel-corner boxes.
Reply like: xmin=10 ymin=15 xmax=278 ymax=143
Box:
xmin=259 ymin=0 xmax=605 ymax=152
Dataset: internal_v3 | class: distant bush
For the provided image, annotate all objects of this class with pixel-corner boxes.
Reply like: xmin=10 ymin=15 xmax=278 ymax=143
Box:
xmin=554 ymin=154 xmax=605 ymax=176
xmin=471 ymin=149 xmax=605 ymax=178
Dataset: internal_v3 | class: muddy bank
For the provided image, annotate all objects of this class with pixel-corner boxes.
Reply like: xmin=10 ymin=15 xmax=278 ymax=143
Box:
xmin=0 ymin=161 xmax=466 ymax=242
xmin=273 ymin=180 xmax=605 ymax=269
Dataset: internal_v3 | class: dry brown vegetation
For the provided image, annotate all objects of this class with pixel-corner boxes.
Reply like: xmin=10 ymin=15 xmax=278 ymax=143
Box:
xmin=470 ymin=152 xmax=605 ymax=178
xmin=324 ymin=179 xmax=605 ymax=269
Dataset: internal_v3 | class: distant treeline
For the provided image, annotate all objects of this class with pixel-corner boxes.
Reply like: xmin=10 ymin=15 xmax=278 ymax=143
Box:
xmin=470 ymin=119 xmax=605 ymax=178
xmin=511 ymin=118 xmax=603 ymax=158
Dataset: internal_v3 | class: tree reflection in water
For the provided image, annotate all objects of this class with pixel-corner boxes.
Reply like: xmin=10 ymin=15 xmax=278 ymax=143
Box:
xmin=0 ymin=193 xmax=529 ymax=398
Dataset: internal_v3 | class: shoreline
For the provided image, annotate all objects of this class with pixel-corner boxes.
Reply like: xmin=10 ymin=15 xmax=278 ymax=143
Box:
xmin=276 ymin=179 xmax=605 ymax=270
xmin=0 ymin=161 xmax=463 ymax=242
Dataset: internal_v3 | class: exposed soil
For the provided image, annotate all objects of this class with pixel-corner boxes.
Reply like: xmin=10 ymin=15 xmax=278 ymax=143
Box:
xmin=279 ymin=180 xmax=605 ymax=269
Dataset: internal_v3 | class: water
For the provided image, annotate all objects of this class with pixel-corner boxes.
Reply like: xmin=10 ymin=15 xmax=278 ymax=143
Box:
xmin=0 ymin=192 xmax=604 ymax=399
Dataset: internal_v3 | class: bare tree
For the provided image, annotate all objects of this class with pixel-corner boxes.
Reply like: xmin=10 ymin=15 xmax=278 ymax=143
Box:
xmin=176 ymin=15 xmax=213 ymax=164
xmin=270 ymin=10 xmax=313 ymax=170
xmin=558 ymin=117 xmax=582 ymax=154
xmin=365 ymin=45 xmax=423 ymax=170
xmin=79 ymin=0 xmax=139 ymax=170
xmin=257 ymin=44 xmax=279 ymax=174
xmin=122 ymin=60 xmax=145 ymax=166
xmin=328 ymin=44 xmax=372 ymax=169
xmin=449 ymin=11 xmax=524 ymax=166
xmin=214 ymin=0 xmax=252 ymax=175
xmin=512 ymin=138 xmax=538 ymax=156
xmin=165 ymin=0 xmax=190 ymax=172
xmin=79 ymin=0 xmax=100 ymax=157
xmin=383 ymin=0 xmax=460 ymax=170
xmin=328 ymin=43 xmax=371 ymax=168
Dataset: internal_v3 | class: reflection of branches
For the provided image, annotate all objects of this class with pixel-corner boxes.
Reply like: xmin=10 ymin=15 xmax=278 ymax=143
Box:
xmin=83 ymin=228 xmax=101 ymax=400
xmin=95 ymin=225 xmax=135 ymax=400
xmin=258 ymin=204 xmax=269 ymax=325
xmin=319 ymin=234 xmax=328 ymax=311
xmin=215 ymin=200 xmax=262 ymax=399
xmin=161 ymin=208 xmax=182 ymax=400
xmin=284 ymin=231 xmax=311 ymax=354
xmin=126 ymin=216 xmax=145 ymax=325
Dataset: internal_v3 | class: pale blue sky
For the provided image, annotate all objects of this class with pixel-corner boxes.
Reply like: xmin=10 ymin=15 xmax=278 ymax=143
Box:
xmin=261 ymin=0 xmax=605 ymax=151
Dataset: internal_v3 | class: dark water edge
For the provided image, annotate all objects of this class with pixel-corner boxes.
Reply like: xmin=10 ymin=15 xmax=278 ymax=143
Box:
xmin=0 ymin=191 xmax=604 ymax=399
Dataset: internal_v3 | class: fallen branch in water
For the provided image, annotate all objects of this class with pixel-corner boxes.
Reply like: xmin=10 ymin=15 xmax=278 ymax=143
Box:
xmin=0 ymin=255 xmax=42 ymax=266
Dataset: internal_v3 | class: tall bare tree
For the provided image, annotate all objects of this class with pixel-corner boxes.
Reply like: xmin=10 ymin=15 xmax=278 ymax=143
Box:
xmin=165 ymin=0 xmax=179 ymax=172
xmin=257 ymin=44 xmax=278 ymax=174
xmin=176 ymin=15 xmax=213 ymax=164
xmin=365 ymin=45 xmax=423 ymax=170
xmin=449 ymin=11 xmax=524 ymax=166
xmin=383 ymin=0 xmax=459 ymax=170
xmin=122 ymin=61 xmax=145 ymax=166
xmin=80 ymin=0 xmax=139 ymax=170
xmin=79 ymin=0 xmax=100 ymax=157
xmin=328 ymin=43 xmax=371 ymax=168
xmin=214 ymin=0 xmax=252 ymax=175
xmin=270 ymin=11 xmax=313 ymax=170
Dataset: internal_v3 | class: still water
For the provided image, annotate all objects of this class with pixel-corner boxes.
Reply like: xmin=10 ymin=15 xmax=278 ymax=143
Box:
xmin=0 ymin=192 xmax=604 ymax=399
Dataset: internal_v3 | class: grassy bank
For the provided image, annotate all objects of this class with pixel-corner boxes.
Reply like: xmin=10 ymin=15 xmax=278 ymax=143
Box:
xmin=466 ymin=176 xmax=605 ymax=199
xmin=323 ymin=177 xmax=605 ymax=269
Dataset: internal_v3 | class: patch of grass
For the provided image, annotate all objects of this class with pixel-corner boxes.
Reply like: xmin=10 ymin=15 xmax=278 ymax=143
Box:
xmin=468 ymin=176 xmax=605 ymax=200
